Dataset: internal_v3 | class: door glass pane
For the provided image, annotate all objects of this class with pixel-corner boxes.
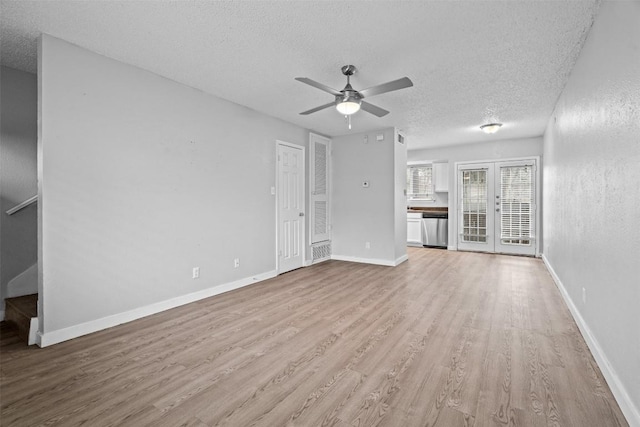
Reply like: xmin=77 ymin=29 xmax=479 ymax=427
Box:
xmin=461 ymin=169 xmax=487 ymax=243
xmin=500 ymin=165 xmax=533 ymax=245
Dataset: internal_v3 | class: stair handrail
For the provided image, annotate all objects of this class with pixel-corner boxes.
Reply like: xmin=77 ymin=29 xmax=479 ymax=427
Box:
xmin=5 ymin=195 xmax=38 ymax=216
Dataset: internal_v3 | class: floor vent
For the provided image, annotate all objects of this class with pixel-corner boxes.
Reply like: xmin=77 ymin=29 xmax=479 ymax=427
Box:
xmin=312 ymin=241 xmax=331 ymax=263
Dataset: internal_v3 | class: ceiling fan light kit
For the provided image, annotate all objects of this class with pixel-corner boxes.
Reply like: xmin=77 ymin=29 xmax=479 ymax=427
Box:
xmin=480 ymin=123 xmax=503 ymax=134
xmin=336 ymin=97 xmax=361 ymax=115
xmin=296 ymin=65 xmax=413 ymax=127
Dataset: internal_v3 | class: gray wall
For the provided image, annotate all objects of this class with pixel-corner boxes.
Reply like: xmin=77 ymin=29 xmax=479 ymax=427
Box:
xmin=38 ymin=35 xmax=309 ymax=336
xmin=332 ymin=127 xmax=405 ymax=265
xmin=408 ymin=136 xmax=543 ymax=246
xmin=542 ymin=1 xmax=640 ymax=423
xmin=0 ymin=66 xmax=38 ymax=314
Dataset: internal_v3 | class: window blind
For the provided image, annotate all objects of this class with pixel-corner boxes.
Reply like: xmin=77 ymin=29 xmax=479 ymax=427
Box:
xmin=500 ymin=165 xmax=533 ymax=245
xmin=460 ymin=169 xmax=488 ymax=242
xmin=407 ymin=165 xmax=434 ymax=200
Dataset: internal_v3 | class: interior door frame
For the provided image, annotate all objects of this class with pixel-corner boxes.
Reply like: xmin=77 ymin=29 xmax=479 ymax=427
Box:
xmin=275 ymin=140 xmax=306 ymax=274
xmin=452 ymin=156 xmax=541 ymax=256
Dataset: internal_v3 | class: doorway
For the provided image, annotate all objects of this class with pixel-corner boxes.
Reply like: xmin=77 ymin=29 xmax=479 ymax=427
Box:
xmin=456 ymin=159 xmax=538 ymax=256
xmin=276 ymin=141 xmax=305 ymax=274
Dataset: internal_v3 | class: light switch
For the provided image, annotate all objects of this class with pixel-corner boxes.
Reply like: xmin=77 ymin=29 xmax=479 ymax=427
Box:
xmin=376 ymin=134 xmax=384 ymax=141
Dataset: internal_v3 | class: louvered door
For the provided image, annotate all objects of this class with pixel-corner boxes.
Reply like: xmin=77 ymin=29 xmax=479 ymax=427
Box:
xmin=309 ymin=133 xmax=331 ymax=244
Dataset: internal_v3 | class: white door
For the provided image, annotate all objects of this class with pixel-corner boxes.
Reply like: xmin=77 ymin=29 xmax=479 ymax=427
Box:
xmin=458 ymin=163 xmax=495 ymax=252
xmin=458 ymin=160 xmax=537 ymax=256
xmin=277 ymin=142 xmax=305 ymax=273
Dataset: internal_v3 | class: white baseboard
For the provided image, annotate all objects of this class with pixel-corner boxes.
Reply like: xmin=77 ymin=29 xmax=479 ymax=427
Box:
xmin=395 ymin=254 xmax=408 ymax=265
xmin=37 ymin=270 xmax=277 ymax=348
xmin=542 ymin=255 xmax=639 ymax=427
xmin=331 ymin=254 xmax=405 ymax=267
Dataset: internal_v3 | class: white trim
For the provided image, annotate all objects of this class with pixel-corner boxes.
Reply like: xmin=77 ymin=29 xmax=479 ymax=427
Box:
xmin=395 ymin=254 xmax=409 ymax=265
xmin=542 ymin=255 xmax=639 ymax=427
xmin=331 ymin=254 xmax=407 ymax=267
xmin=37 ymin=270 xmax=277 ymax=348
xmin=28 ymin=317 xmax=38 ymax=345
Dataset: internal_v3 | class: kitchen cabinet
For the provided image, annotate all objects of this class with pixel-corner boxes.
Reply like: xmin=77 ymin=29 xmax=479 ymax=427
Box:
xmin=407 ymin=212 xmax=423 ymax=246
xmin=434 ymin=162 xmax=449 ymax=193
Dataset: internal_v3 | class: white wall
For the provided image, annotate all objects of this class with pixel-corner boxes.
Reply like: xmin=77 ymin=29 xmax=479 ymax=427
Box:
xmin=408 ymin=137 xmax=543 ymax=246
xmin=0 ymin=66 xmax=38 ymax=316
xmin=332 ymin=127 xmax=406 ymax=266
xmin=542 ymin=2 xmax=640 ymax=424
xmin=393 ymin=130 xmax=407 ymax=262
xmin=38 ymin=35 xmax=309 ymax=342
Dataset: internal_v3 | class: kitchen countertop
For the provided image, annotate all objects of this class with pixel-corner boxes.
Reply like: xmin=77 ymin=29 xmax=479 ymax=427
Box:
xmin=407 ymin=207 xmax=448 ymax=214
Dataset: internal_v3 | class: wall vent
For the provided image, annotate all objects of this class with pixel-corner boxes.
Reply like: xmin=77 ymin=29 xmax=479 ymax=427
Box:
xmin=312 ymin=241 xmax=331 ymax=263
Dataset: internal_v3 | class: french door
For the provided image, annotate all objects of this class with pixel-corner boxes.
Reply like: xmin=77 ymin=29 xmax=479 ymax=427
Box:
xmin=457 ymin=160 xmax=537 ymax=256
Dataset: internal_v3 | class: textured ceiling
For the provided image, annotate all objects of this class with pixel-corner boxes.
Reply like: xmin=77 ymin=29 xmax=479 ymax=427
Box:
xmin=0 ymin=0 xmax=599 ymax=150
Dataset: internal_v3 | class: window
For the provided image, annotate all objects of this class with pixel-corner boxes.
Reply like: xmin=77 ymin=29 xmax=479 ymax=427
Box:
xmin=460 ymin=169 xmax=488 ymax=242
xmin=407 ymin=164 xmax=434 ymax=201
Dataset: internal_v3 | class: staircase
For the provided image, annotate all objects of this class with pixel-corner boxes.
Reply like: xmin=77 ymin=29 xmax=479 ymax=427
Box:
xmin=3 ymin=294 xmax=38 ymax=345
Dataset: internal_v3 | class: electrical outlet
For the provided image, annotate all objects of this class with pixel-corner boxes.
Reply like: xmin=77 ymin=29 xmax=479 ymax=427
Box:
xmin=192 ymin=267 xmax=200 ymax=279
xmin=234 ymin=258 xmax=240 ymax=268
xmin=365 ymin=242 xmax=371 ymax=249
xmin=582 ymin=287 xmax=586 ymax=304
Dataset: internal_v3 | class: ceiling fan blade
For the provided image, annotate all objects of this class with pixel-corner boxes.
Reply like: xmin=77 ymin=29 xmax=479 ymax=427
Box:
xmin=360 ymin=101 xmax=389 ymax=117
xmin=299 ymin=102 xmax=335 ymax=115
xmin=295 ymin=77 xmax=342 ymax=96
xmin=359 ymin=77 xmax=413 ymax=98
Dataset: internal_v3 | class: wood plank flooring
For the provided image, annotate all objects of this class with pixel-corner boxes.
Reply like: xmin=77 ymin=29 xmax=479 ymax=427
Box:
xmin=0 ymin=248 xmax=628 ymax=426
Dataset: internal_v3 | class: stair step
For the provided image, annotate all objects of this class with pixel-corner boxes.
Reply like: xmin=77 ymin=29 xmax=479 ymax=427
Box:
xmin=4 ymin=294 xmax=37 ymax=344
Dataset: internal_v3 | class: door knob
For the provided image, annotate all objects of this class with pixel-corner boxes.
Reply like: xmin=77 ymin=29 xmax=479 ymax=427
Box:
xmin=299 ymin=212 xmax=305 ymax=217
xmin=496 ymin=208 xmax=500 ymax=212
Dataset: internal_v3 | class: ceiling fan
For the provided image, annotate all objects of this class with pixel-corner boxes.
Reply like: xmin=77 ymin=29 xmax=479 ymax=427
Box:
xmin=295 ymin=65 xmax=413 ymax=118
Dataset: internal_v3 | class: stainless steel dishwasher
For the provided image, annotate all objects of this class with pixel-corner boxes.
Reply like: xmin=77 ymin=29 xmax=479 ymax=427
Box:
xmin=422 ymin=212 xmax=448 ymax=248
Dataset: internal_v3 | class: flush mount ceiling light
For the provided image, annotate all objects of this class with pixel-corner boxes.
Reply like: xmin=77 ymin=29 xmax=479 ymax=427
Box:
xmin=480 ymin=123 xmax=503 ymax=134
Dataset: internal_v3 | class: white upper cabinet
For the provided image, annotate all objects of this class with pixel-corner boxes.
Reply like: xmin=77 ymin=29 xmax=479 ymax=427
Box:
xmin=434 ymin=162 xmax=449 ymax=193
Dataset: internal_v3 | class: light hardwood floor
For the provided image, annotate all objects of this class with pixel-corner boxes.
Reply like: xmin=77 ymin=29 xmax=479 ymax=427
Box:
xmin=0 ymin=248 xmax=628 ymax=426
